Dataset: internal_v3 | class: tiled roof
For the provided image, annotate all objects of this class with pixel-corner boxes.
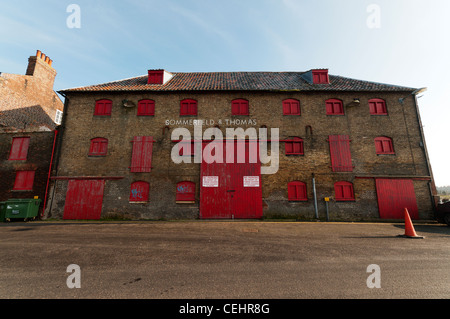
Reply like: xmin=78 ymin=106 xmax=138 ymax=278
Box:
xmin=60 ymin=71 xmax=417 ymax=93
xmin=0 ymin=105 xmax=56 ymax=131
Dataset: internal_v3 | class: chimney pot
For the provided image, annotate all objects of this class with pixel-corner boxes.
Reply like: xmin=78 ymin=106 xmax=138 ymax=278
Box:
xmin=36 ymin=50 xmax=41 ymax=58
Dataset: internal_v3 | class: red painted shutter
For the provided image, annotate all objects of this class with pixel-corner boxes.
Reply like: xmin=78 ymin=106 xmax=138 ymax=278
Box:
xmin=328 ymin=135 xmax=353 ymax=172
xmin=376 ymin=179 xmax=418 ymax=219
xmin=129 ymin=181 xmax=149 ymax=202
xmin=131 ymin=136 xmax=153 ymax=172
xmin=326 ymin=99 xmax=344 ymax=115
xmin=63 ymin=180 xmax=105 ymax=220
xmin=335 ymin=181 xmax=354 ymax=201
xmin=180 ymin=99 xmax=197 ymax=115
xmin=13 ymin=170 xmax=35 ymax=190
xmin=369 ymin=99 xmax=387 ymax=115
xmin=89 ymin=138 xmax=108 ymax=156
xmin=375 ymin=137 xmax=394 ymax=154
xmin=282 ymin=99 xmax=300 ymax=115
xmin=95 ymin=99 xmax=112 ymax=116
xmin=176 ymin=181 xmax=195 ymax=201
xmin=288 ymin=181 xmax=307 ymax=201
xmin=9 ymin=137 xmax=30 ymax=160
xmin=231 ymin=99 xmax=248 ymax=115
xmin=137 ymin=99 xmax=155 ymax=116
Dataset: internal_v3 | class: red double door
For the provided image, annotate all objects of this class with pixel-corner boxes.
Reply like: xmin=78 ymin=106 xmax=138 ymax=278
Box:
xmin=200 ymin=140 xmax=262 ymax=219
xmin=63 ymin=180 xmax=105 ymax=220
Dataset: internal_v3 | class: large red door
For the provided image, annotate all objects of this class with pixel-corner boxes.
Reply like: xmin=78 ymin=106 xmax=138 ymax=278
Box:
xmin=376 ymin=179 xmax=419 ymax=219
xmin=200 ymin=140 xmax=262 ymax=219
xmin=63 ymin=180 xmax=105 ymax=220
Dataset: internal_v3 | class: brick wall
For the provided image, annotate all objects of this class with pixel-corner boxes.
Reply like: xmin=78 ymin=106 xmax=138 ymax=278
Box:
xmin=49 ymin=90 xmax=435 ymax=220
xmin=0 ymin=131 xmax=56 ymax=212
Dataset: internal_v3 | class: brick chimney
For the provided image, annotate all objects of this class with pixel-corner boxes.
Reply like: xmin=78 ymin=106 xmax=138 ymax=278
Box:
xmin=26 ymin=50 xmax=57 ymax=90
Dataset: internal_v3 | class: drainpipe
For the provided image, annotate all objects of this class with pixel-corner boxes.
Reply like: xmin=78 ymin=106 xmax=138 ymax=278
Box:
xmin=312 ymin=173 xmax=319 ymax=219
xmin=42 ymin=128 xmax=58 ymax=217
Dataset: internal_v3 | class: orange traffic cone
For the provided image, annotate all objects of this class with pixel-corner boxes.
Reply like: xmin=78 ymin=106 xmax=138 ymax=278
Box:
xmin=398 ymin=208 xmax=424 ymax=239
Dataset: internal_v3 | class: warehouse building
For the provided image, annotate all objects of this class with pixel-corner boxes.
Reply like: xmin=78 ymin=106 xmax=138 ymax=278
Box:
xmin=48 ymin=68 xmax=437 ymax=221
xmin=0 ymin=50 xmax=63 ymax=215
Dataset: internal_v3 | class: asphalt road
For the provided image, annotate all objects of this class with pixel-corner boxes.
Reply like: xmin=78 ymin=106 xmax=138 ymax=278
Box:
xmin=0 ymin=220 xmax=449 ymax=300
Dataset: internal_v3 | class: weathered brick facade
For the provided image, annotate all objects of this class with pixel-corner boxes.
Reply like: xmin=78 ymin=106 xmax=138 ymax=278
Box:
xmin=0 ymin=51 xmax=63 ymax=215
xmin=49 ymin=70 xmax=437 ymax=221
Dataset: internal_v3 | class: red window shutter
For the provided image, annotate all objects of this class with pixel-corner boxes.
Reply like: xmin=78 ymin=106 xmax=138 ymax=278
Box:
xmin=285 ymin=137 xmax=304 ymax=155
xmin=9 ymin=137 xmax=30 ymax=160
xmin=282 ymin=99 xmax=300 ymax=115
xmin=176 ymin=181 xmax=195 ymax=202
xmin=180 ymin=99 xmax=197 ymax=116
xmin=129 ymin=181 xmax=149 ymax=202
xmin=325 ymin=99 xmax=344 ymax=115
xmin=13 ymin=170 xmax=35 ymax=190
xmin=335 ymin=181 xmax=354 ymax=201
xmin=375 ymin=137 xmax=394 ymax=154
xmin=94 ymin=99 xmax=112 ymax=116
xmin=89 ymin=138 xmax=108 ymax=156
xmin=312 ymin=70 xmax=329 ymax=84
xmin=130 ymin=136 xmax=153 ymax=172
xmin=231 ymin=99 xmax=249 ymax=115
xmin=148 ymin=70 xmax=164 ymax=84
xmin=137 ymin=99 xmax=155 ymax=116
xmin=328 ymin=135 xmax=353 ymax=172
xmin=288 ymin=181 xmax=307 ymax=201
xmin=369 ymin=99 xmax=387 ymax=115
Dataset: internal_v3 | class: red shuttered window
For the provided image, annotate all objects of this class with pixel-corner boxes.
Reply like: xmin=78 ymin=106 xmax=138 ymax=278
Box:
xmin=180 ymin=99 xmax=197 ymax=116
xmin=375 ymin=137 xmax=394 ymax=154
xmin=285 ymin=137 xmax=304 ymax=155
xmin=282 ymin=99 xmax=301 ymax=115
xmin=312 ymin=70 xmax=329 ymax=84
xmin=137 ymin=99 xmax=155 ymax=116
xmin=130 ymin=136 xmax=153 ymax=172
xmin=369 ymin=98 xmax=387 ymax=115
xmin=231 ymin=99 xmax=249 ymax=115
xmin=176 ymin=181 xmax=195 ymax=202
xmin=288 ymin=181 xmax=307 ymax=201
xmin=326 ymin=99 xmax=344 ymax=115
xmin=129 ymin=181 xmax=149 ymax=202
xmin=335 ymin=181 xmax=355 ymax=201
xmin=89 ymin=138 xmax=108 ymax=156
xmin=13 ymin=170 xmax=35 ymax=191
xmin=94 ymin=99 xmax=112 ymax=116
xmin=328 ymin=135 xmax=353 ymax=172
xmin=9 ymin=137 xmax=30 ymax=161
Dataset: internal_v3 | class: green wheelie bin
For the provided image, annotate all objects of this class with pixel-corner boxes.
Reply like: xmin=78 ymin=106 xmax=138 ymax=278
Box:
xmin=4 ymin=198 xmax=41 ymax=222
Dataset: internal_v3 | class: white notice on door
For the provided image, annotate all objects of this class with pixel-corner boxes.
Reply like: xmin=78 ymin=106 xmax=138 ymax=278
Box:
xmin=202 ymin=176 xmax=219 ymax=187
xmin=243 ymin=176 xmax=259 ymax=187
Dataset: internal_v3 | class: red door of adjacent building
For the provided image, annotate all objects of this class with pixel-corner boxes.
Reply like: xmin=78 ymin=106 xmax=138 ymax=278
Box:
xmin=200 ymin=140 xmax=262 ymax=219
xmin=376 ymin=179 xmax=419 ymax=219
xmin=63 ymin=180 xmax=105 ymax=220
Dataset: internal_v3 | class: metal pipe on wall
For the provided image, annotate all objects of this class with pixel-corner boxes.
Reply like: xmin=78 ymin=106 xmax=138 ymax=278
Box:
xmin=312 ymin=173 xmax=319 ymax=219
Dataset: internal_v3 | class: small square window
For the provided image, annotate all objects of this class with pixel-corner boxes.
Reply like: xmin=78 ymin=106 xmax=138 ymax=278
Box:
xmin=375 ymin=137 xmax=394 ymax=155
xmin=137 ymin=99 xmax=155 ymax=116
xmin=9 ymin=137 xmax=30 ymax=161
xmin=282 ymin=99 xmax=301 ymax=115
xmin=326 ymin=99 xmax=344 ymax=115
xmin=13 ymin=170 xmax=35 ymax=191
xmin=369 ymin=99 xmax=387 ymax=115
xmin=334 ymin=181 xmax=355 ymax=201
xmin=176 ymin=181 xmax=195 ymax=202
xmin=89 ymin=138 xmax=108 ymax=156
xmin=94 ymin=99 xmax=112 ymax=116
xmin=288 ymin=181 xmax=307 ymax=201
xmin=285 ymin=137 xmax=304 ymax=155
xmin=129 ymin=181 xmax=149 ymax=202
xmin=231 ymin=99 xmax=249 ymax=115
xmin=180 ymin=99 xmax=197 ymax=116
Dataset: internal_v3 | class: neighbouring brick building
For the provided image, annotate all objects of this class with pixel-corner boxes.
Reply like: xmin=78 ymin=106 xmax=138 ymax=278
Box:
xmin=48 ymin=68 xmax=437 ymax=221
xmin=0 ymin=50 xmax=63 ymax=215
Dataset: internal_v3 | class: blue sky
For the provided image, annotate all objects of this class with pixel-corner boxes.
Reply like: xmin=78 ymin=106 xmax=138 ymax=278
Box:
xmin=1 ymin=0 xmax=449 ymax=186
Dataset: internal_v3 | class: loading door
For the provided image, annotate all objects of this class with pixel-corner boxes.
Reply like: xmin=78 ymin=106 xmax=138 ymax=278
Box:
xmin=376 ymin=179 xmax=419 ymax=219
xmin=63 ymin=180 xmax=105 ymax=220
xmin=200 ymin=140 xmax=262 ymax=219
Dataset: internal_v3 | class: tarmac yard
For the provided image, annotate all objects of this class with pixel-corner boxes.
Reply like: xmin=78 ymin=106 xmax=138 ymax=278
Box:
xmin=0 ymin=220 xmax=449 ymax=300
